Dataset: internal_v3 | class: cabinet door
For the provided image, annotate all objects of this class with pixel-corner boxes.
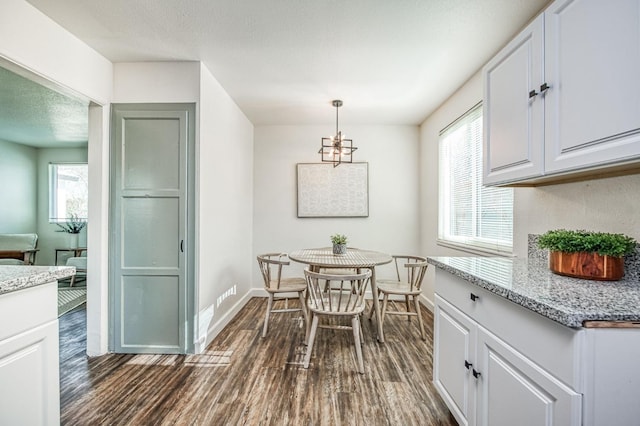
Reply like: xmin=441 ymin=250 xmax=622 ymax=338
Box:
xmin=544 ymin=0 xmax=640 ymax=173
xmin=475 ymin=326 xmax=581 ymax=426
xmin=483 ymin=14 xmax=544 ymax=185
xmin=0 ymin=320 xmax=60 ymax=425
xmin=434 ymin=295 xmax=477 ymax=426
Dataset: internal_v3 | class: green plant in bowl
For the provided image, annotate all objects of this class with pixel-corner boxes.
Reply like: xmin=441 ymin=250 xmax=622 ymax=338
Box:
xmin=331 ymin=234 xmax=348 ymax=255
xmin=538 ymin=229 xmax=637 ymax=281
xmin=330 ymin=234 xmax=348 ymax=245
xmin=55 ymin=214 xmax=87 ymax=234
xmin=537 ymin=229 xmax=636 ymax=257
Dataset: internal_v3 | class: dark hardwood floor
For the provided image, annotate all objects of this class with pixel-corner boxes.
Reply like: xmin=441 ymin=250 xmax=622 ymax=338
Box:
xmin=59 ymin=298 xmax=456 ymax=425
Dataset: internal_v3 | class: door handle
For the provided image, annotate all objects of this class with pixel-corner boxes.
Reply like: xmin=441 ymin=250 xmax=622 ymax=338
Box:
xmin=539 ymin=82 xmax=550 ymax=94
xmin=180 ymin=240 xmax=184 ymax=253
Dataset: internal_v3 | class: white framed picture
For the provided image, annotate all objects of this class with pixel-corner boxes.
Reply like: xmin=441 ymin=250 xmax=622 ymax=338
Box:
xmin=296 ymin=162 xmax=369 ymax=218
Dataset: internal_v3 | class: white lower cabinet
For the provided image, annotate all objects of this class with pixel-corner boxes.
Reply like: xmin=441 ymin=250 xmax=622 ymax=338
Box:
xmin=434 ymin=295 xmax=477 ymax=425
xmin=434 ymin=295 xmax=581 ymax=426
xmin=475 ymin=326 xmax=581 ymax=426
xmin=0 ymin=282 xmax=60 ymax=426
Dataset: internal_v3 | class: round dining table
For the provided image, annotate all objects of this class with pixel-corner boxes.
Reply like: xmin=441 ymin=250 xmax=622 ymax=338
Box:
xmin=288 ymin=247 xmax=393 ymax=343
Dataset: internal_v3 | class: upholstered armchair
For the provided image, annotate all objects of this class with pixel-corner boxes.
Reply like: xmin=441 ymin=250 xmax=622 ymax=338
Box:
xmin=0 ymin=233 xmax=38 ymax=265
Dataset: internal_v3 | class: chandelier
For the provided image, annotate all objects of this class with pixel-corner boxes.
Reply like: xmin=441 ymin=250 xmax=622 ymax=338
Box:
xmin=318 ymin=100 xmax=357 ymax=167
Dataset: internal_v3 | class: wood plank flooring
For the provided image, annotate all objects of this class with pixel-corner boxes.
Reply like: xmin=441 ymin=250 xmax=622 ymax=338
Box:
xmin=59 ymin=298 xmax=456 ymax=425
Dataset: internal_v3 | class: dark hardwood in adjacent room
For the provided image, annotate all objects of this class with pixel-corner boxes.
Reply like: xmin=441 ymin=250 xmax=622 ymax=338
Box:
xmin=59 ymin=298 xmax=456 ymax=425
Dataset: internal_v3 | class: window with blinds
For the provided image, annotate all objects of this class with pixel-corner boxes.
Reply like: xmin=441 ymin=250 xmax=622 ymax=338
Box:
xmin=438 ymin=103 xmax=513 ymax=254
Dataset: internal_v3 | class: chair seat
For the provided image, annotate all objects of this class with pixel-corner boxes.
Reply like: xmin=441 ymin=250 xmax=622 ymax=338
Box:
xmin=377 ymin=279 xmax=421 ymax=295
xmin=66 ymin=256 xmax=87 ymax=269
xmin=265 ymin=277 xmax=306 ymax=293
xmin=0 ymin=258 xmax=26 ymax=265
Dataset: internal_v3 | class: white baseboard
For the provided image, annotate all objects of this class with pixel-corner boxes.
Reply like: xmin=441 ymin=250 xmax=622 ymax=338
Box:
xmin=420 ymin=293 xmax=435 ymax=312
xmin=196 ymin=288 xmax=263 ymax=353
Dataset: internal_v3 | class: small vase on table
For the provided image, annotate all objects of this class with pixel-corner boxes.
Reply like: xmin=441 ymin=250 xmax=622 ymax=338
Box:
xmin=68 ymin=233 xmax=79 ymax=249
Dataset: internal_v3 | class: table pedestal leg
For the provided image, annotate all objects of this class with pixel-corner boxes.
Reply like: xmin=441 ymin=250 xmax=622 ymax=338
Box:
xmin=370 ymin=267 xmax=385 ymax=343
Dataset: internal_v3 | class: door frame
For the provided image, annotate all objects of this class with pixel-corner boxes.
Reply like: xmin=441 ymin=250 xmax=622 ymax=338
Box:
xmin=108 ymin=103 xmax=196 ymax=353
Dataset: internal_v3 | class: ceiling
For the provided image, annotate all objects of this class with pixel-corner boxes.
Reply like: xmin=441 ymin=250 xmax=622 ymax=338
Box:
xmin=0 ymin=65 xmax=88 ymax=148
xmin=3 ymin=0 xmax=549 ymax=147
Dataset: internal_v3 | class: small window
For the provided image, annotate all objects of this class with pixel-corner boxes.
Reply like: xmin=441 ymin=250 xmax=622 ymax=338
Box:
xmin=49 ymin=163 xmax=88 ymax=222
xmin=438 ymin=103 xmax=513 ymax=254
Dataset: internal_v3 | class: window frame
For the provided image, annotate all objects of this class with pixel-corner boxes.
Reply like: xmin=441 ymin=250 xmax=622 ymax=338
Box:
xmin=48 ymin=162 xmax=89 ymax=223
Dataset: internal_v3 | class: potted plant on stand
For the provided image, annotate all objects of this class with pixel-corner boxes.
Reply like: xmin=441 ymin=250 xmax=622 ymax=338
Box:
xmin=55 ymin=214 xmax=87 ymax=249
xmin=331 ymin=234 xmax=348 ymax=255
xmin=537 ymin=229 xmax=637 ymax=281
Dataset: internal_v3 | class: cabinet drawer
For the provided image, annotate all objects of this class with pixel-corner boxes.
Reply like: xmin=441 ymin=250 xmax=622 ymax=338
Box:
xmin=0 ymin=282 xmax=57 ymax=341
xmin=435 ymin=269 xmax=582 ymax=389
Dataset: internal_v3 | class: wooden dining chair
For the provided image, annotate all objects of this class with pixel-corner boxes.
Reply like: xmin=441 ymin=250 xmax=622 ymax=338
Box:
xmin=303 ymin=269 xmax=372 ymax=374
xmin=257 ymin=253 xmax=309 ymax=338
xmin=371 ymin=255 xmax=429 ymax=340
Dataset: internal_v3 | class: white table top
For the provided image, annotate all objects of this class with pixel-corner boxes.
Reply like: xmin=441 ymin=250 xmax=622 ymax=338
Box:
xmin=289 ymin=247 xmax=392 ymax=268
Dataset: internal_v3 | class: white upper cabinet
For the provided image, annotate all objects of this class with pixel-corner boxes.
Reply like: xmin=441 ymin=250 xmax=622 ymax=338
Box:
xmin=544 ymin=0 xmax=640 ymax=173
xmin=483 ymin=0 xmax=640 ymax=185
xmin=483 ymin=15 xmax=544 ymax=185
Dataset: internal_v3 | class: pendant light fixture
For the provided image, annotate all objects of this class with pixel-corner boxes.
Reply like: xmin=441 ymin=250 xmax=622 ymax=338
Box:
xmin=318 ymin=100 xmax=357 ymax=167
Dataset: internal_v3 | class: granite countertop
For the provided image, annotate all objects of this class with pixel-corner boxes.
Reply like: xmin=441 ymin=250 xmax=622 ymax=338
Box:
xmin=427 ymin=256 xmax=640 ymax=328
xmin=0 ymin=265 xmax=76 ymax=296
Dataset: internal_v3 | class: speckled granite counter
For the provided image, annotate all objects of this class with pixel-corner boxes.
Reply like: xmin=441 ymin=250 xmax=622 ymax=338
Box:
xmin=427 ymin=256 xmax=640 ymax=328
xmin=0 ymin=265 xmax=76 ymax=295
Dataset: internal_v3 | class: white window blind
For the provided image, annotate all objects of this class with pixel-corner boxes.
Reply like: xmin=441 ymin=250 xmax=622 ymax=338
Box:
xmin=438 ymin=103 xmax=513 ymax=254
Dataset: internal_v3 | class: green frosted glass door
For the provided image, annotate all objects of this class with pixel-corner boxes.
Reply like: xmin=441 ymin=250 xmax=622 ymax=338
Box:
xmin=111 ymin=104 xmax=194 ymax=354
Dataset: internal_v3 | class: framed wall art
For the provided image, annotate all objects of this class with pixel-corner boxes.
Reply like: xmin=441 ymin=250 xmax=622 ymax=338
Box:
xmin=296 ymin=162 xmax=369 ymax=218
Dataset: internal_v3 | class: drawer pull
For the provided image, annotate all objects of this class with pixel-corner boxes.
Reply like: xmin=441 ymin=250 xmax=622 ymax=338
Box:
xmin=464 ymin=360 xmax=472 ymax=370
xmin=472 ymin=369 xmax=482 ymax=379
xmin=528 ymin=89 xmax=538 ymax=98
xmin=470 ymin=293 xmax=479 ymax=302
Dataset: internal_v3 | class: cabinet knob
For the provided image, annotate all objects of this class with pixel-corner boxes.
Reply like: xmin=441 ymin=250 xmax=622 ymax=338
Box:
xmin=470 ymin=293 xmax=479 ymax=302
xmin=472 ymin=369 xmax=482 ymax=379
xmin=528 ymin=89 xmax=538 ymax=99
xmin=464 ymin=360 xmax=472 ymax=370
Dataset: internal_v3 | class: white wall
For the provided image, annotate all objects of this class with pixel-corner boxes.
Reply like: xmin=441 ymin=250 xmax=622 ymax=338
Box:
xmin=112 ymin=62 xmax=201 ymax=103
xmin=0 ymin=0 xmax=113 ymax=356
xmin=0 ymin=139 xmax=37 ymax=233
xmin=253 ymin=124 xmax=421 ymax=282
xmin=0 ymin=0 xmax=112 ymax=104
xmin=35 ymin=147 xmax=88 ymax=266
xmin=197 ymin=63 xmax=254 ymax=351
xmin=419 ymin=70 xmax=640 ymax=306
xmin=513 ymin=175 xmax=640 ymax=256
